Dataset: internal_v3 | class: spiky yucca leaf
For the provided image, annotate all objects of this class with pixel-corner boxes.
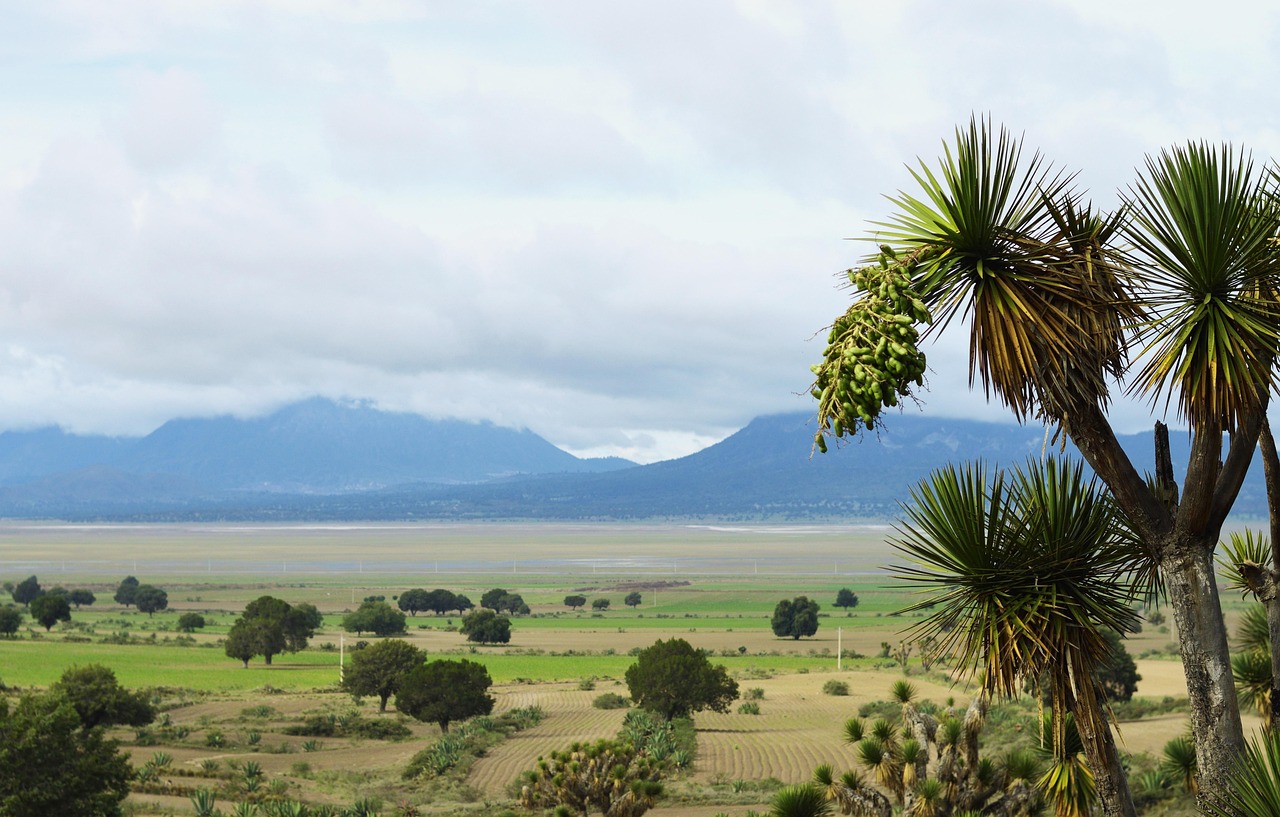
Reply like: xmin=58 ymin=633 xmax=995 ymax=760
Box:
xmin=1220 ymin=530 xmax=1274 ymax=599
xmin=843 ymin=717 xmax=865 ymax=744
xmin=1123 ymin=141 xmax=1280 ymax=433
xmin=1205 ymin=729 xmax=1280 ymax=817
xmin=1233 ymin=648 xmax=1273 ymax=720
xmin=891 ymin=680 xmax=918 ymax=705
xmin=769 ymin=784 xmax=834 ymax=817
xmin=1161 ymin=734 xmax=1198 ymax=794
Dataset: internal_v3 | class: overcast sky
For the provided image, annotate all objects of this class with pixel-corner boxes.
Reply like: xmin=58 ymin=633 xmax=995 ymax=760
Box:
xmin=1 ymin=1 xmax=1278 ymax=463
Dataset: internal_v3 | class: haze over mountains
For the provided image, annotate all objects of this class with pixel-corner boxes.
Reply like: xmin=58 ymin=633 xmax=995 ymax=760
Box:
xmin=0 ymin=398 xmax=1266 ymax=521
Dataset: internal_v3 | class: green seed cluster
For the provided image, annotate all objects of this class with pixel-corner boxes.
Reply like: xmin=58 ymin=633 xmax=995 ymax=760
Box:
xmin=810 ymin=251 xmax=930 ymax=451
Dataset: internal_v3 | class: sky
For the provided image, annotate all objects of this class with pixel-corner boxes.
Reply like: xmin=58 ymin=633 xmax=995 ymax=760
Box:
xmin=1 ymin=1 xmax=1279 ymax=463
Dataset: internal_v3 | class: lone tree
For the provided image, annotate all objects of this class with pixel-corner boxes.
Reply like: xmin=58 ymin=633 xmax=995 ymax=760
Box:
xmin=481 ymin=588 xmax=530 ymax=615
xmin=564 ymin=594 xmax=587 ymax=611
xmin=625 ymin=591 xmax=643 ymax=608
xmin=343 ymin=600 xmax=407 ymax=637
xmin=460 ymin=608 xmax=511 ymax=644
xmin=68 ymin=589 xmax=96 ymax=609
xmin=133 ymin=585 xmax=168 ymax=617
xmin=0 ymin=606 xmax=21 ymax=637
xmin=176 ymin=613 xmax=206 ymax=633
xmin=771 ymin=596 xmax=820 ymax=640
xmin=625 ymin=638 xmax=738 ymax=720
xmin=809 ymin=118 xmax=1280 ymax=811
xmin=341 ymin=638 xmax=425 ymax=712
xmin=835 ymin=588 xmax=859 ymax=612
xmin=29 ymin=593 xmax=71 ymax=631
xmin=592 ymin=598 xmax=611 ymax=611
xmin=113 ymin=576 xmax=139 ymax=607
xmin=395 ymin=659 xmax=494 ymax=733
xmin=11 ymin=575 xmax=42 ymax=607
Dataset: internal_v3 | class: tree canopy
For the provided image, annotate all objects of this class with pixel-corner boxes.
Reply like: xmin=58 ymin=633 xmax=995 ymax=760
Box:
xmin=0 ymin=606 xmax=21 ymax=637
xmin=624 ymin=638 xmax=738 ymax=720
xmin=395 ymin=659 xmax=494 ymax=733
xmin=771 ymin=596 xmax=820 ymax=640
xmin=835 ymin=588 xmax=859 ymax=611
xmin=11 ymin=575 xmax=41 ymax=607
xmin=481 ymin=588 xmax=530 ymax=615
xmin=343 ymin=600 xmax=407 ymax=637
xmin=29 ymin=593 xmax=71 ymax=631
xmin=112 ymin=576 xmax=139 ymax=607
xmin=133 ymin=585 xmax=168 ymax=617
xmin=564 ymin=594 xmax=587 ymax=610
xmin=49 ymin=664 xmax=155 ymax=731
xmin=341 ymin=638 xmax=425 ymax=712
xmin=625 ymin=591 xmax=643 ymax=608
xmin=460 ymin=608 xmax=511 ymax=644
xmin=225 ymin=595 xmax=320 ymax=666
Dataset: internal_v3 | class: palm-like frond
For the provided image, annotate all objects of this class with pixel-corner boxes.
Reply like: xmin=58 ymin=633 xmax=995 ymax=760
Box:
xmin=1232 ymin=646 xmax=1272 ymax=719
xmin=843 ymin=717 xmax=865 ymax=744
xmin=1220 ymin=530 xmax=1273 ymax=599
xmin=1236 ymin=603 xmax=1271 ymax=655
xmin=769 ymin=784 xmax=835 ymax=817
xmin=1123 ymin=142 xmax=1280 ymax=432
xmin=1205 ymin=730 xmax=1280 ymax=817
xmin=1161 ymin=734 xmax=1199 ymax=794
xmin=875 ymin=116 xmax=1140 ymax=422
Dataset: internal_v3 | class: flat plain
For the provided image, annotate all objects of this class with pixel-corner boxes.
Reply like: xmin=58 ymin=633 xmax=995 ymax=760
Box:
xmin=0 ymin=522 xmax=1228 ymax=816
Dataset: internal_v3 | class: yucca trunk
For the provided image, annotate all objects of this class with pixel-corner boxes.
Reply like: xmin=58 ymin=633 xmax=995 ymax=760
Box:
xmin=1259 ymin=420 xmax=1280 ymax=735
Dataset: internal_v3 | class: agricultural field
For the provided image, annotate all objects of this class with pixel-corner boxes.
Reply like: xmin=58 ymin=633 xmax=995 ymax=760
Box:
xmin=0 ymin=522 xmax=1245 ymax=816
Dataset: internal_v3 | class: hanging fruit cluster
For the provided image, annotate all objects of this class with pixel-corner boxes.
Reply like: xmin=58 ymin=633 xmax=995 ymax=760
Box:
xmin=810 ymin=248 xmax=930 ymax=452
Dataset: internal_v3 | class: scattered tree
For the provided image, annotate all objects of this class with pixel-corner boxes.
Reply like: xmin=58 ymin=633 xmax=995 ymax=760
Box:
xmin=564 ymin=594 xmax=587 ymax=611
xmin=460 ymin=608 xmax=512 ymax=644
xmin=771 ymin=596 xmax=820 ymax=640
xmin=67 ymin=589 xmax=96 ymax=609
xmin=451 ymin=593 xmax=474 ymax=614
xmin=625 ymin=591 xmax=643 ymax=608
xmin=225 ymin=595 xmax=320 ymax=666
xmin=341 ymin=638 xmax=425 ymax=712
xmin=592 ymin=598 xmax=611 ymax=611
xmin=397 ymin=588 xmax=432 ymax=617
xmin=625 ymin=638 xmax=738 ymax=720
xmin=395 ymin=659 xmax=494 ymax=732
xmin=0 ymin=693 xmax=133 ymax=817
xmin=343 ymin=600 xmax=407 ymax=637
xmin=29 ymin=593 xmax=71 ymax=631
xmin=11 ymin=575 xmax=41 ymax=607
xmin=133 ymin=585 xmax=168 ymax=617
xmin=1097 ymin=628 xmax=1142 ymax=703
xmin=50 ymin=664 xmax=155 ymax=731
xmin=176 ymin=613 xmax=207 ymax=633
xmin=113 ymin=576 xmax=139 ymax=607
xmin=835 ymin=588 xmax=860 ymax=612
xmin=481 ymin=588 xmax=529 ymax=615
xmin=0 ymin=606 xmax=21 ymax=638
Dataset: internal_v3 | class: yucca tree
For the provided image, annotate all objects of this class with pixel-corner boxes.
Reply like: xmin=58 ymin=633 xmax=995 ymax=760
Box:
xmin=1222 ymin=528 xmax=1280 ymax=732
xmin=892 ymin=457 xmax=1140 ymax=817
xmin=813 ymin=118 xmax=1280 ymax=809
xmin=1204 ymin=729 xmax=1280 ymax=817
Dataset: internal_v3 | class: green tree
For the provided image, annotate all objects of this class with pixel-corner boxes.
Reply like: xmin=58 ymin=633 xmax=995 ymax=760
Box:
xmin=49 ymin=664 xmax=155 ymax=731
xmin=625 ymin=591 xmax=643 ymax=608
xmin=68 ymin=589 xmax=96 ymax=609
xmin=133 ymin=584 xmax=168 ymax=617
xmin=29 ymin=593 xmax=71 ymax=631
xmin=592 ymin=597 xmax=611 ymax=611
xmin=225 ymin=596 xmax=318 ymax=666
xmin=112 ymin=576 xmax=139 ymax=607
xmin=341 ymin=638 xmax=425 ymax=712
xmin=395 ymin=659 xmax=494 ymax=732
xmin=811 ymin=120 xmax=1279 ymax=809
xmin=343 ymin=600 xmax=407 ymax=637
xmin=460 ymin=608 xmax=511 ymax=644
xmin=564 ymin=594 xmax=587 ymax=610
xmin=425 ymin=588 xmax=458 ymax=615
xmin=835 ymin=588 xmax=859 ymax=612
xmin=451 ymin=593 xmax=474 ymax=614
xmin=481 ymin=587 xmax=529 ymax=615
xmin=0 ymin=693 xmax=133 ymax=817
xmin=176 ymin=612 xmax=207 ymax=632
xmin=397 ymin=588 xmax=431 ymax=616
xmin=0 ymin=606 xmax=21 ymax=637
xmin=11 ymin=575 xmax=41 ymax=607
xmin=1096 ymin=628 xmax=1142 ymax=703
xmin=625 ymin=638 xmax=738 ymax=720
xmin=772 ymin=596 xmax=820 ymax=640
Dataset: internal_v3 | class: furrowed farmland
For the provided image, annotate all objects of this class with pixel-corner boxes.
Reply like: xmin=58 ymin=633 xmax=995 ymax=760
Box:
xmin=0 ymin=522 xmax=1232 ymax=816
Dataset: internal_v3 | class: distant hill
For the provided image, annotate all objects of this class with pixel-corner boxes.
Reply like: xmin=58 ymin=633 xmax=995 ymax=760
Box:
xmin=0 ymin=406 xmax=1263 ymax=522
xmin=0 ymin=398 xmax=632 ymax=515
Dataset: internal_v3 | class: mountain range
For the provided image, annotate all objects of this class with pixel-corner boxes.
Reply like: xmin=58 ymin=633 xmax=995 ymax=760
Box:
xmin=0 ymin=398 xmax=1267 ymax=521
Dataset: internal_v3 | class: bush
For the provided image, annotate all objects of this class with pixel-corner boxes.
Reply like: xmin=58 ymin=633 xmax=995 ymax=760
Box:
xmin=593 ymin=692 xmax=630 ymax=710
xmin=743 ymin=687 xmax=765 ymax=700
xmin=822 ymin=680 xmax=850 ymax=696
xmin=738 ymin=702 xmax=761 ymax=715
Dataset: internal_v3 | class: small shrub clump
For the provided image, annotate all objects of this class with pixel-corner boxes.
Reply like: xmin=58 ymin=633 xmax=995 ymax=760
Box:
xmin=593 ymin=692 xmax=630 ymax=710
xmin=822 ymin=680 xmax=850 ymax=696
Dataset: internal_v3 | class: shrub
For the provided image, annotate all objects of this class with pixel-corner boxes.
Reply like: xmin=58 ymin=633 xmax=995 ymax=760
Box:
xmin=593 ymin=692 xmax=630 ymax=710
xmin=822 ymin=680 xmax=850 ymax=696
xmin=743 ymin=687 xmax=765 ymax=700
xmin=738 ymin=702 xmax=761 ymax=715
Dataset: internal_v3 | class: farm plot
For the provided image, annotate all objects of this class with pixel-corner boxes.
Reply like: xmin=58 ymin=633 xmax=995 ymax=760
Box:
xmin=467 ymin=682 xmax=635 ymax=796
xmin=690 ymin=670 xmax=969 ymax=784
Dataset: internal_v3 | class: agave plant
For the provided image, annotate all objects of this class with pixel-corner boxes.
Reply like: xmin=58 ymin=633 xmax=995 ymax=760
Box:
xmin=190 ymin=788 xmax=219 ymax=817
